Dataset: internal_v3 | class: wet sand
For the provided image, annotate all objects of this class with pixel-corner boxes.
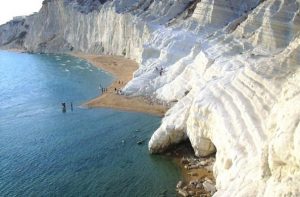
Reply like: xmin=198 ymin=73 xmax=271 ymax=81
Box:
xmin=71 ymin=53 xmax=167 ymax=116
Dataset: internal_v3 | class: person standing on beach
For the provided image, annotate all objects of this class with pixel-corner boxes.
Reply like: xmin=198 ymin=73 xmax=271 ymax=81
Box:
xmin=70 ymin=102 xmax=73 ymax=111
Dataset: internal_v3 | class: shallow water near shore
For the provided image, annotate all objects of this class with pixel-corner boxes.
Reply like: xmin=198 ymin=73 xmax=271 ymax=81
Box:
xmin=0 ymin=51 xmax=180 ymax=196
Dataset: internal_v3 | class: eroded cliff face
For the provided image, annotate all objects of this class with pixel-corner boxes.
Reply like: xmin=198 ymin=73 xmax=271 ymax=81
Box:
xmin=0 ymin=0 xmax=299 ymax=196
xmin=0 ymin=18 xmax=28 ymax=49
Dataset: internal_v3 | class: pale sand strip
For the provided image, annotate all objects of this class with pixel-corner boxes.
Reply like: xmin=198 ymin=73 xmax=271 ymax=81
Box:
xmin=71 ymin=53 xmax=167 ymax=116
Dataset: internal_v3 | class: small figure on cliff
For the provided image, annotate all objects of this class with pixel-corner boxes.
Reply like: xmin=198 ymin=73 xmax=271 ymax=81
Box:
xmin=159 ymin=68 xmax=164 ymax=76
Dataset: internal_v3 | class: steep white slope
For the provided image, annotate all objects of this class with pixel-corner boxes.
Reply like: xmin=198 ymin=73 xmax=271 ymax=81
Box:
xmin=123 ymin=0 xmax=300 ymax=196
xmin=22 ymin=0 xmax=151 ymax=60
xmin=2 ymin=0 xmax=195 ymax=61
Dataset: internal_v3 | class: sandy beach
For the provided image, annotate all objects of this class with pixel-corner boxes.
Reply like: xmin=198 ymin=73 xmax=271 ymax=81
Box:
xmin=70 ymin=53 xmax=215 ymax=195
xmin=71 ymin=53 xmax=167 ymax=116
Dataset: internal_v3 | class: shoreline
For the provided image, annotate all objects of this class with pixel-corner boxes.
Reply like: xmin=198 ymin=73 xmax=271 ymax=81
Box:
xmin=3 ymin=49 xmax=216 ymax=195
xmin=1 ymin=49 xmax=167 ymax=116
xmin=71 ymin=53 xmax=168 ymax=117
xmin=74 ymin=52 xmax=217 ymax=196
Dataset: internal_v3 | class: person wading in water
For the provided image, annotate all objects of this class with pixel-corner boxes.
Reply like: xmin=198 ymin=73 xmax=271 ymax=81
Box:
xmin=62 ymin=103 xmax=66 ymax=113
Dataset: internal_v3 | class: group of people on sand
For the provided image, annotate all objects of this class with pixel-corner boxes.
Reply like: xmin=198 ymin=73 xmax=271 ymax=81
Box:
xmin=98 ymin=80 xmax=126 ymax=96
xmin=101 ymin=88 xmax=108 ymax=93
xmin=61 ymin=102 xmax=73 ymax=113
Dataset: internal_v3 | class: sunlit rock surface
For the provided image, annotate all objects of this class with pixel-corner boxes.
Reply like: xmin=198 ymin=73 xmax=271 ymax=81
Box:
xmin=0 ymin=0 xmax=299 ymax=196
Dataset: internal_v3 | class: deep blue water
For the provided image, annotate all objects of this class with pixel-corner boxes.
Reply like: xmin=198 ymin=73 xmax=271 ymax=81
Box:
xmin=0 ymin=51 xmax=180 ymax=196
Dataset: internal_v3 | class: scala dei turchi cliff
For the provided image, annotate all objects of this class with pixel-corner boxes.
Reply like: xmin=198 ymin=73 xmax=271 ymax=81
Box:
xmin=1 ymin=0 xmax=300 ymax=196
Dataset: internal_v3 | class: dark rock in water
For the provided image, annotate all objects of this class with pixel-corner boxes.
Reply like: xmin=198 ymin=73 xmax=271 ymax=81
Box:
xmin=137 ymin=140 xmax=145 ymax=145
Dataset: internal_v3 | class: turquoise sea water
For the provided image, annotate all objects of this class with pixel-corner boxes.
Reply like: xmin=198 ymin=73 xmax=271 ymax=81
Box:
xmin=0 ymin=51 xmax=180 ymax=196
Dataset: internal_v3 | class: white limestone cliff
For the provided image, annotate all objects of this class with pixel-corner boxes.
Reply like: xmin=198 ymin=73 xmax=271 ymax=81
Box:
xmin=0 ymin=0 xmax=299 ymax=196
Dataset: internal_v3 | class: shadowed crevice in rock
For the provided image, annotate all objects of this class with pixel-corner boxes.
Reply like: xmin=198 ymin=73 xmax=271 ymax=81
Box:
xmin=148 ymin=125 xmax=187 ymax=154
xmin=161 ymin=138 xmax=216 ymax=158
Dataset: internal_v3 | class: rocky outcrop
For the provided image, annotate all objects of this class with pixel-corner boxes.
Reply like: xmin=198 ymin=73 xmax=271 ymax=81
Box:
xmin=0 ymin=0 xmax=299 ymax=196
xmin=0 ymin=17 xmax=29 ymax=49
xmin=0 ymin=0 xmax=193 ymax=60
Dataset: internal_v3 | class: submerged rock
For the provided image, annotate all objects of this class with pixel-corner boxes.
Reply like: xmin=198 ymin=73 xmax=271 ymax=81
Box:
xmin=137 ymin=140 xmax=145 ymax=145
